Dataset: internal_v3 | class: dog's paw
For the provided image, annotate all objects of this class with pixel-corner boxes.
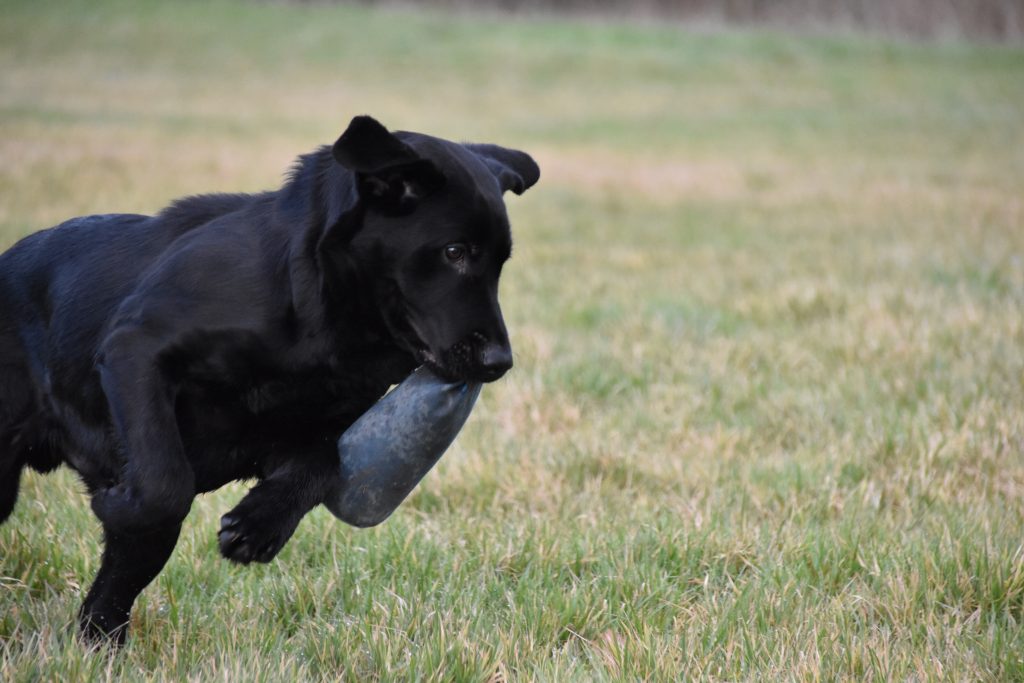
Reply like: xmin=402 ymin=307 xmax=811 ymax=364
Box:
xmin=218 ymin=507 xmax=298 ymax=565
xmin=78 ymin=606 xmax=129 ymax=648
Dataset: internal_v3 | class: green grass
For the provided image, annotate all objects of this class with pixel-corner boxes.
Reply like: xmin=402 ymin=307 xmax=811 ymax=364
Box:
xmin=2 ymin=0 xmax=1023 ymax=679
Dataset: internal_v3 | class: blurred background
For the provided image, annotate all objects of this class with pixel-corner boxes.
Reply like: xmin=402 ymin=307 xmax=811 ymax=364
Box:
xmin=353 ymin=0 xmax=1024 ymax=42
xmin=1 ymin=0 xmax=1022 ymax=679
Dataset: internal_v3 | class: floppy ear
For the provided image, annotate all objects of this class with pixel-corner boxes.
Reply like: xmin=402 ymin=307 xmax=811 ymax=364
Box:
xmin=332 ymin=115 xmax=445 ymax=213
xmin=465 ymin=143 xmax=541 ymax=196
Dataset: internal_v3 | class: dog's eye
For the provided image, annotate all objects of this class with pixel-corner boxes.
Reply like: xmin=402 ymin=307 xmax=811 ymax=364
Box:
xmin=444 ymin=244 xmax=467 ymax=262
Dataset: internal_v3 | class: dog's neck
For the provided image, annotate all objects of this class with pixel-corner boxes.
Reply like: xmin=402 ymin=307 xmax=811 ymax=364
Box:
xmin=276 ymin=147 xmax=400 ymax=358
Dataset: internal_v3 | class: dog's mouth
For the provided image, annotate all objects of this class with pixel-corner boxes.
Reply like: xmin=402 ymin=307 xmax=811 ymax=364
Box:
xmin=397 ymin=311 xmax=511 ymax=384
xmin=413 ymin=347 xmax=457 ymax=382
xmin=402 ymin=317 xmax=460 ymax=382
xmin=412 ymin=335 xmax=512 ymax=384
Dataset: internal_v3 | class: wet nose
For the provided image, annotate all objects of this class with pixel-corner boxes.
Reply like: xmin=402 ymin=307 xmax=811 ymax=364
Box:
xmin=478 ymin=342 xmax=513 ymax=381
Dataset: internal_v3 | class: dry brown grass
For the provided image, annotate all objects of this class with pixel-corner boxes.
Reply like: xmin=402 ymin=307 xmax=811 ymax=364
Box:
xmin=2 ymin=1 xmax=1023 ymax=679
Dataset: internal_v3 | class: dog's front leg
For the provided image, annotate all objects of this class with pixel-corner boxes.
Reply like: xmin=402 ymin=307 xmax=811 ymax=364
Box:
xmin=79 ymin=521 xmax=182 ymax=645
xmin=218 ymin=442 xmax=339 ymax=564
xmin=91 ymin=324 xmax=196 ymax=532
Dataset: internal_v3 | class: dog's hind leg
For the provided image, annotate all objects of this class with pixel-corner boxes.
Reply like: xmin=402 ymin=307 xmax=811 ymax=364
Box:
xmin=0 ymin=364 xmax=29 ymax=525
xmin=0 ymin=442 xmax=22 ymax=525
xmin=0 ymin=364 xmax=62 ymax=525
xmin=79 ymin=521 xmax=182 ymax=645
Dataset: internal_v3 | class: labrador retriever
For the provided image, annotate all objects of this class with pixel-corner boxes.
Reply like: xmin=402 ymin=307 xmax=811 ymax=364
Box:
xmin=0 ymin=115 xmax=539 ymax=643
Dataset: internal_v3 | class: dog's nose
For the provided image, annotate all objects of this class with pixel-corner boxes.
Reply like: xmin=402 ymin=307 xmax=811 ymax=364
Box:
xmin=478 ymin=343 xmax=513 ymax=381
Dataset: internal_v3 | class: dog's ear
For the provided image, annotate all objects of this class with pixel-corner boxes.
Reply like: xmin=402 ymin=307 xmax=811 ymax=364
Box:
xmin=333 ymin=116 xmax=445 ymax=213
xmin=465 ymin=144 xmax=541 ymax=196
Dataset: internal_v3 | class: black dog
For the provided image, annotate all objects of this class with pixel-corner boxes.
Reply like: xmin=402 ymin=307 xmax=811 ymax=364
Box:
xmin=0 ymin=115 xmax=539 ymax=644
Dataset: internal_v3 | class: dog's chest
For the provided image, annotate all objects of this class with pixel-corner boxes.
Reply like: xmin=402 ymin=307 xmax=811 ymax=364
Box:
xmin=253 ymin=346 xmax=414 ymax=413
xmin=182 ymin=346 xmax=414 ymax=427
xmin=239 ymin=369 xmax=385 ymax=420
xmin=173 ymin=366 xmax=386 ymax=485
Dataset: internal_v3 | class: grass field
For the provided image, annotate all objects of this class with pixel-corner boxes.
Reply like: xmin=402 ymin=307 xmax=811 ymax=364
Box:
xmin=2 ymin=0 xmax=1023 ymax=679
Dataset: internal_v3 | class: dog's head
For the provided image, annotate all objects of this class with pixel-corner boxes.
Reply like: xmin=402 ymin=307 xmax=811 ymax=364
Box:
xmin=321 ymin=116 xmax=539 ymax=383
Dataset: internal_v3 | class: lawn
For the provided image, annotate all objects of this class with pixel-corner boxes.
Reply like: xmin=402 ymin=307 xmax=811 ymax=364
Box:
xmin=1 ymin=0 xmax=1023 ymax=679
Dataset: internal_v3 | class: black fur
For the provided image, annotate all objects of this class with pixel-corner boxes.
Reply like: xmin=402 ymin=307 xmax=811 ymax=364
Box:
xmin=0 ymin=115 xmax=539 ymax=644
